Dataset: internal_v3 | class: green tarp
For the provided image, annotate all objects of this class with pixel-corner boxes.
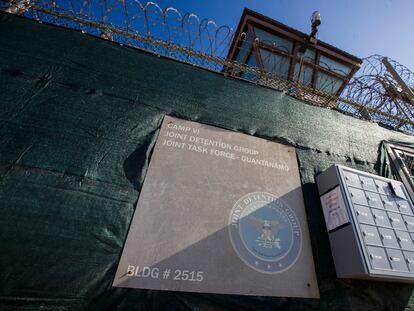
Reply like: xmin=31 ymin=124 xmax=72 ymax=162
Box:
xmin=1 ymin=12 xmax=414 ymax=310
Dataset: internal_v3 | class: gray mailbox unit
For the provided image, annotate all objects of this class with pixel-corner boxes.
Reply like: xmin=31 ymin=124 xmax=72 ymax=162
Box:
xmin=316 ymin=164 xmax=414 ymax=282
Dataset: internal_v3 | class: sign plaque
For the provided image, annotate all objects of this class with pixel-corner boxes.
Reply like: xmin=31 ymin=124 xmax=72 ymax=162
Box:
xmin=113 ymin=116 xmax=319 ymax=298
xmin=320 ymin=186 xmax=350 ymax=232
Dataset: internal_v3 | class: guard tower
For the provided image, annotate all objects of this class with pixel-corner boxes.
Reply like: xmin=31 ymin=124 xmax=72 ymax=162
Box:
xmin=227 ymin=9 xmax=362 ymax=96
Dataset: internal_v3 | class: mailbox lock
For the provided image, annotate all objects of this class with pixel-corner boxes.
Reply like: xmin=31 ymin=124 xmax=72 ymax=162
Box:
xmin=405 ymin=220 xmax=414 ymax=226
xmin=374 ymin=214 xmax=383 ymax=220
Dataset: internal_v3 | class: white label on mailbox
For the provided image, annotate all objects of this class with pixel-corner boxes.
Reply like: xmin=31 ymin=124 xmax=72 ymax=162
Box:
xmin=320 ymin=186 xmax=349 ymax=231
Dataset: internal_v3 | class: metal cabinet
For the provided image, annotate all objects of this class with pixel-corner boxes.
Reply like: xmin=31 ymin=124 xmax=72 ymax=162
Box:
xmin=404 ymin=215 xmax=414 ymax=231
xmin=367 ymin=193 xmax=383 ymax=209
xmin=395 ymin=230 xmax=414 ymax=251
xmin=367 ymin=246 xmax=391 ymax=270
xmin=388 ymin=212 xmax=406 ymax=231
xmin=316 ymin=164 xmax=414 ymax=282
xmin=378 ymin=227 xmax=399 ymax=248
xmin=396 ymin=198 xmax=413 ymax=215
xmin=354 ymin=205 xmax=375 ymax=225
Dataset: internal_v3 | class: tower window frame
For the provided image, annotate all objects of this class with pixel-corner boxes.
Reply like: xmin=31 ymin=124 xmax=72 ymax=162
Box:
xmin=225 ymin=9 xmax=362 ymax=96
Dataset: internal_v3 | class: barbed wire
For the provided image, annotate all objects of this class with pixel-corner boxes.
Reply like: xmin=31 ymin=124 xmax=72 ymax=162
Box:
xmin=342 ymin=55 xmax=414 ymax=133
xmin=1 ymin=0 xmax=414 ymax=134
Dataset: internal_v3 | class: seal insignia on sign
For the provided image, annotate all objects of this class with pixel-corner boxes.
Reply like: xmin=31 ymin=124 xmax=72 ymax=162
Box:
xmin=229 ymin=192 xmax=302 ymax=273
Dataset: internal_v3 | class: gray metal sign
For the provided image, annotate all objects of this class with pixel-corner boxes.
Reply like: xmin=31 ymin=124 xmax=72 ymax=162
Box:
xmin=113 ymin=116 xmax=319 ymax=298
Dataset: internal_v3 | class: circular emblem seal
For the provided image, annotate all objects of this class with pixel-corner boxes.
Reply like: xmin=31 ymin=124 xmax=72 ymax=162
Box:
xmin=228 ymin=192 xmax=302 ymax=273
